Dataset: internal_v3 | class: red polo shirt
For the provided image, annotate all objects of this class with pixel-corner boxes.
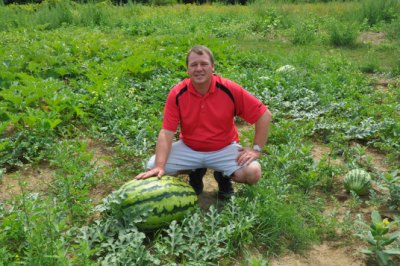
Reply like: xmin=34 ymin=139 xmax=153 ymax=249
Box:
xmin=162 ymin=75 xmax=268 ymax=151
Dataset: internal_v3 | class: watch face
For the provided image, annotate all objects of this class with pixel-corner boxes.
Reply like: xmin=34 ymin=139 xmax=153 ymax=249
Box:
xmin=253 ymin=145 xmax=261 ymax=152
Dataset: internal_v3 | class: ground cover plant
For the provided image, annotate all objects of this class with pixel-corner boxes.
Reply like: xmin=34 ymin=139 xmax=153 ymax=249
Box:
xmin=0 ymin=0 xmax=399 ymax=265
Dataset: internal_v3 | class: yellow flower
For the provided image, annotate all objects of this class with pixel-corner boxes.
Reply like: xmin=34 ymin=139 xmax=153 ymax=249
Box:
xmin=383 ymin=218 xmax=390 ymax=226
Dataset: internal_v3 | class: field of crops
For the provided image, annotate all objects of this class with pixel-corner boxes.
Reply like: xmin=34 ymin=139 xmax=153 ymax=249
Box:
xmin=0 ymin=0 xmax=399 ymax=265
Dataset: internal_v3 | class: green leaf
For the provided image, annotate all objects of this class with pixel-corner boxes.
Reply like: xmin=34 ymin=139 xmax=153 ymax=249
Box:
xmin=376 ymin=250 xmax=389 ymax=266
xmin=361 ymin=248 xmax=373 ymax=255
xmin=0 ymin=90 xmax=24 ymax=107
xmin=366 ymin=231 xmax=377 ymax=245
xmin=384 ymin=248 xmax=400 ymax=255
xmin=73 ymin=106 xmax=86 ymax=117
xmin=47 ymin=118 xmax=62 ymax=129
xmin=389 ymin=231 xmax=400 ymax=238
xmin=381 ymin=232 xmax=399 ymax=246
xmin=371 ymin=210 xmax=382 ymax=224
xmin=0 ymin=140 xmax=9 ymax=151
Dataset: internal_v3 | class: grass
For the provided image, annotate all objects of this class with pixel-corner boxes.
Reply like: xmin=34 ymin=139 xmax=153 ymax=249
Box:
xmin=236 ymin=35 xmax=400 ymax=74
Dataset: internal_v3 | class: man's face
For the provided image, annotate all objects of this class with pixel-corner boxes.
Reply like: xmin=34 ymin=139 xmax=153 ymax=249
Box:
xmin=187 ymin=52 xmax=214 ymax=87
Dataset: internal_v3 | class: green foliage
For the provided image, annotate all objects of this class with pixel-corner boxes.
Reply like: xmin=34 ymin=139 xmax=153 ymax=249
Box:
xmin=380 ymin=171 xmax=400 ymax=211
xmin=80 ymin=196 xmax=258 ymax=264
xmin=327 ymin=19 xmax=358 ymax=47
xmin=356 ymin=210 xmax=400 ymax=266
xmin=241 ymin=176 xmax=322 ymax=253
xmin=49 ymin=140 xmax=98 ymax=223
xmin=36 ymin=1 xmax=74 ymax=29
xmin=250 ymin=7 xmax=285 ymax=36
xmin=264 ymin=0 xmax=342 ymax=3
xmin=289 ymin=20 xmax=317 ymax=45
xmin=359 ymin=0 xmax=400 ymax=27
xmin=0 ymin=189 xmax=69 ymax=265
xmin=386 ymin=17 xmax=400 ymax=41
xmin=244 ymin=256 xmax=270 ymax=266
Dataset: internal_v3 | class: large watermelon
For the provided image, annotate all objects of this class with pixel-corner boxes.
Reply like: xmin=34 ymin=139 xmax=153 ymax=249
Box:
xmin=343 ymin=169 xmax=372 ymax=196
xmin=117 ymin=176 xmax=197 ymax=230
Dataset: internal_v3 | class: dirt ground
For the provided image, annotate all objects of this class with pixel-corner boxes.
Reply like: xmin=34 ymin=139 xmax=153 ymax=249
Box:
xmin=269 ymin=243 xmax=365 ymax=266
xmin=0 ymin=163 xmax=53 ymax=201
xmin=197 ymin=170 xmax=221 ymax=210
xmin=358 ymin=32 xmax=386 ymax=45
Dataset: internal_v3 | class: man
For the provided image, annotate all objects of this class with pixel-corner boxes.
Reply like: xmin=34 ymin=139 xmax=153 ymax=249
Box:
xmin=136 ymin=45 xmax=271 ymax=199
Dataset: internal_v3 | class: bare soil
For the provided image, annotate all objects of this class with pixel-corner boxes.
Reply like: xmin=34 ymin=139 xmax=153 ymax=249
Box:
xmin=269 ymin=243 xmax=365 ymax=266
xmin=0 ymin=163 xmax=53 ymax=201
xmin=197 ymin=170 xmax=221 ymax=210
xmin=358 ymin=32 xmax=386 ymax=45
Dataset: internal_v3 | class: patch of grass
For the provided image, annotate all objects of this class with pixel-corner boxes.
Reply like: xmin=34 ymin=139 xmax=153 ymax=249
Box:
xmin=326 ymin=20 xmax=359 ymax=47
xmin=359 ymin=0 xmax=400 ymax=27
xmin=386 ymin=17 xmax=400 ymax=41
xmin=289 ymin=20 xmax=317 ymax=45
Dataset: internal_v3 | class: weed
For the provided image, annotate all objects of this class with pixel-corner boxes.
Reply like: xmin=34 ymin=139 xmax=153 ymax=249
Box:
xmin=359 ymin=0 xmax=400 ymax=27
xmin=49 ymin=140 xmax=98 ymax=223
xmin=0 ymin=178 xmax=69 ymax=264
xmin=356 ymin=210 xmax=400 ymax=266
xmin=290 ymin=20 xmax=317 ymax=45
xmin=380 ymin=171 xmax=400 ymax=211
xmin=327 ymin=19 xmax=359 ymax=47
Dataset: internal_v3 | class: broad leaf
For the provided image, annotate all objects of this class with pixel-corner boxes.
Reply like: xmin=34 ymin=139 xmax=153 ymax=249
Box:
xmin=384 ymin=248 xmax=400 ymax=255
xmin=376 ymin=250 xmax=389 ymax=266
xmin=371 ymin=210 xmax=382 ymax=224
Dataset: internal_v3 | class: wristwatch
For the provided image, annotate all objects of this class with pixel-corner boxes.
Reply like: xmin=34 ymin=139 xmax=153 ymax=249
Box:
xmin=253 ymin=145 xmax=262 ymax=152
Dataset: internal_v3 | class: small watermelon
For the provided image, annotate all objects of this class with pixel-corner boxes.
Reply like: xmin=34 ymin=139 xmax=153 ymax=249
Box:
xmin=117 ymin=176 xmax=197 ymax=230
xmin=343 ymin=169 xmax=372 ymax=196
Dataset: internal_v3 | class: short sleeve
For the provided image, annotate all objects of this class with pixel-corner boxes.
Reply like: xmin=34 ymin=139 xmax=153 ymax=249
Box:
xmin=224 ymin=79 xmax=267 ymax=124
xmin=162 ymin=89 xmax=180 ymax=132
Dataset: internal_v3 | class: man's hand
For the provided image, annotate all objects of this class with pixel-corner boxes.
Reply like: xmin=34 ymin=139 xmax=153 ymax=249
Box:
xmin=236 ymin=146 xmax=261 ymax=167
xmin=135 ymin=167 xmax=165 ymax=180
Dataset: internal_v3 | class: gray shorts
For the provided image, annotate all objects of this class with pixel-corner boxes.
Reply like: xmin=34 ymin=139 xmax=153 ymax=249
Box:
xmin=146 ymin=140 xmax=249 ymax=177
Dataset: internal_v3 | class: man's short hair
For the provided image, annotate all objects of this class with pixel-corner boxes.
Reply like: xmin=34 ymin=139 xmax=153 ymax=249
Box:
xmin=186 ymin=45 xmax=214 ymax=67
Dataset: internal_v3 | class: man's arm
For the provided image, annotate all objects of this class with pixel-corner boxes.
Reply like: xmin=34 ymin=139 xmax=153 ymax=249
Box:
xmin=135 ymin=129 xmax=175 ymax=179
xmin=237 ymin=109 xmax=272 ymax=166
xmin=253 ymin=108 xmax=272 ymax=148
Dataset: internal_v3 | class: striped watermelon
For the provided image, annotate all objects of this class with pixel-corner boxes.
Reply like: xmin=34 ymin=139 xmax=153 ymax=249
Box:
xmin=118 ymin=176 xmax=197 ymax=230
xmin=344 ymin=169 xmax=371 ymax=196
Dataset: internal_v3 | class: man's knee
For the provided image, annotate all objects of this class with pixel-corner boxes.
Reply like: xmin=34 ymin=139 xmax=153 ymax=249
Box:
xmin=232 ymin=163 xmax=261 ymax=185
xmin=245 ymin=167 xmax=261 ymax=184
xmin=251 ymin=167 xmax=262 ymax=184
